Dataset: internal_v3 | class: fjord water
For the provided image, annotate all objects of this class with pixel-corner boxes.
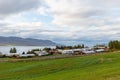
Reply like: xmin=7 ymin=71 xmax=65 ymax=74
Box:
xmin=0 ymin=46 xmax=56 ymax=54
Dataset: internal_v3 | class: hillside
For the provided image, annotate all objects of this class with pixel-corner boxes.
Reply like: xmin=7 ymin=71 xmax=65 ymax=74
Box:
xmin=0 ymin=52 xmax=120 ymax=80
xmin=0 ymin=36 xmax=56 ymax=46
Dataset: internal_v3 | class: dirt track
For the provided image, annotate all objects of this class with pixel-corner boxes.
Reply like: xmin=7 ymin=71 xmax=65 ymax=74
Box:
xmin=0 ymin=54 xmax=83 ymax=62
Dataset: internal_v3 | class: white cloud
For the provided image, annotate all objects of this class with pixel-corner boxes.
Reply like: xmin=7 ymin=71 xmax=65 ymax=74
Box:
xmin=0 ymin=0 xmax=42 ymax=19
xmin=0 ymin=0 xmax=120 ymax=45
xmin=42 ymin=0 xmax=120 ymax=42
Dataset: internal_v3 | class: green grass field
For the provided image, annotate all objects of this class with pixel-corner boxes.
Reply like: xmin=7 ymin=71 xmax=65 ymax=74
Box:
xmin=0 ymin=52 xmax=120 ymax=80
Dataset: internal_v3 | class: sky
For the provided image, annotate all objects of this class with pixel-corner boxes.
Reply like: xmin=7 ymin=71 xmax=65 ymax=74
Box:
xmin=0 ymin=0 xmax=120 ymax=46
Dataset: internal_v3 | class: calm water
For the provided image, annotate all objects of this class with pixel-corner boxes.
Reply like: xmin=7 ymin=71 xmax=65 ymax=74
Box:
xmin=0 ymin=46 xmax=56 ymax=54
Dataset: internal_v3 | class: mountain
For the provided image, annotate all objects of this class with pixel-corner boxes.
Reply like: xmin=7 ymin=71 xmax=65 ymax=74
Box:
xmin=0 ymin=36 xmax=57 ymax=46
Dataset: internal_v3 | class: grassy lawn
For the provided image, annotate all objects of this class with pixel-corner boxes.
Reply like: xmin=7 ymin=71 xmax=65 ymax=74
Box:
xmin=0 ymin=52 xmax=120 ymax=80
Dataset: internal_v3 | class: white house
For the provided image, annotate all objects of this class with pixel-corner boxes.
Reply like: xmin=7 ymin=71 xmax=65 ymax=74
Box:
xmin=73 ymin=49 xmax=83 ymax=52
xmin=95 ymin=49 xmax=105 ymax=53
xmin=34 ymin=51 xmax=49 ymax=56
xmin=57 ymin=49 xmax=63 ymax=53
xmin=62 ymin=50 xmax=74 ymax=54
xmin=18 ymin=54 xmax=35 ymax=57
xmin=82 ymin=48 xmax=95 ymax=54
xmin=6 ymin=53 xmax=20 ymax=57
xmin=82 ymin=50 xmax=95 ymax=54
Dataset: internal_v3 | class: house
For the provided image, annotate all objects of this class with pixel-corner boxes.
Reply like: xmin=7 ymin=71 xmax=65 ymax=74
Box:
xmin=62 ymin=50 xmax=74 ymax=54
xmin=17 ymin=52 xmax=35 ymax=58
xmin=82 ymin=50 xmax=95 ymax=54
xmin=26 ymin=54 xmax=35 ymax=57
xmin=6 ymin=53 xmax=20 ymax=57
xmin=49 ymin=49 xmax=59 ymax=54
xmin=34 ymin=51 xmax=49 ymax=56
xmin=57 ymin=49 xmax=63 ymax=54
xmin=18 ymin=54 xmax=28 ymax=57
xmin=82 ymin=48 xmax=95 ymax=54
xmin=103 ymin=47 xmax=109 ymax=51
xmin=95 ymin=49 xmax=105 ymax=53
xmin=18 ymin=54 xmax=35 ymax=58
xmin=73 ymin=49 xmax=82 ymax=52
xmin=73 ymin=49 xmax=83 ymax=55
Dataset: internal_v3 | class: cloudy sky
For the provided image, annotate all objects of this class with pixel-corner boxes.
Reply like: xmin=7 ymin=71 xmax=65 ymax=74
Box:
xmin=0 ymin=0 xmax=120 ymax=45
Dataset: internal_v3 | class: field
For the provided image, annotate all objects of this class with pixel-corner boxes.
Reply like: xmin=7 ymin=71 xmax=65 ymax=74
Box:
xmin=0 ymin=52 xmax=120 ymax=80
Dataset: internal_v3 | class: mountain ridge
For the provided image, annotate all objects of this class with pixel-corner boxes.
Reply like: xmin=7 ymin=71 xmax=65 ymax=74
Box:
xmin=0 ymin=36 xmax=57 ymax=46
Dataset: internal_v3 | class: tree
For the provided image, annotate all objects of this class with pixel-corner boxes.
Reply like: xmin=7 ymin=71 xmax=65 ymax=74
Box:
xmin=81 ymin=44 xmax=85 ymax=48
xmin=109 ymin=40 xmax=120 ymax=50
xmin=10 ymin=48 xmax=13 ymax=53
xmin=10 ymin=48 xmax=17 ymax=53
xmin=13 ymin=48 xmax=17 ymax=53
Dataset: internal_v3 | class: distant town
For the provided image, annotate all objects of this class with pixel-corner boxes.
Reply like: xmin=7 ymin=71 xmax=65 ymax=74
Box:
xmin=0 ymin=40 xmax=119 ymax=58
